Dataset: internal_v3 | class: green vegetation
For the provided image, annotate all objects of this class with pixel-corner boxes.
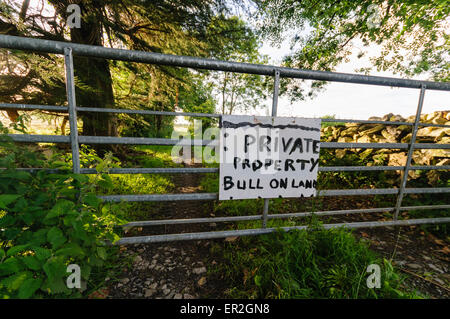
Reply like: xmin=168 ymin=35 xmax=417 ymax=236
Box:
xmin=1 ymin=0 xmax=448 ymax=300
xmin=0 ymin=124 xmax=177 ymax=298
xmin=320 ymin=115 xmax=346 ymax=128
xmin=211 ymin=226 xmax=422 ymax=299
xmin=201 ymin=172 xmax=428 ymax=299
xmin=0 ymin=126 xmax=124 ymax=298
xmin=0 ymin=170 xmax=121 ymax=298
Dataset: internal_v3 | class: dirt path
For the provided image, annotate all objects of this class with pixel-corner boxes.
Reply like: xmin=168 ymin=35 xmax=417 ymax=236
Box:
xmin=107 ymin=172 xmax=227 ymax=299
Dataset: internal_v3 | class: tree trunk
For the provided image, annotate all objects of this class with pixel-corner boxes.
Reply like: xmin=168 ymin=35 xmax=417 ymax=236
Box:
xmin=5 ymin=110 xmax=19 ymax=122
xmin=68 ymin=3 xmax=119 ymax=157
xmin=61 ymin=116 xmax=68 ymax=135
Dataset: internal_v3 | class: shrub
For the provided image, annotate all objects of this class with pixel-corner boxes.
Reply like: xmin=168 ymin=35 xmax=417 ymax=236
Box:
xmin=0 ymin=171 xmax=120 ymax=298
xmin=0 ymin=125 xmax=122 ymax=298
xmin=213 ymin=226 xmax=421 ymax=299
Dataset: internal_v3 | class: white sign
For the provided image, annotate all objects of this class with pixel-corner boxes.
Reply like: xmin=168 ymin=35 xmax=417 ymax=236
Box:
xmin=219 ymin=115 xmax=321 ymax=200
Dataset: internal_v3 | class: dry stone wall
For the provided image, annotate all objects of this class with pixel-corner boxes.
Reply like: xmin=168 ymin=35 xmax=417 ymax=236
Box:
xmin=321 ymin=111 xmax=450 ymax=185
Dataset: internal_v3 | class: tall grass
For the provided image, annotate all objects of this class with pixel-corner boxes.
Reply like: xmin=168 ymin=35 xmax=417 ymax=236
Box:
xmin=211 ymin=226 xmax=422 ymax=299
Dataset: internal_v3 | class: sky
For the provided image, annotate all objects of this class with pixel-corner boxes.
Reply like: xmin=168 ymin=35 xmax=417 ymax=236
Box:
xmin=251 ymin=38 xmax=449 ymax=120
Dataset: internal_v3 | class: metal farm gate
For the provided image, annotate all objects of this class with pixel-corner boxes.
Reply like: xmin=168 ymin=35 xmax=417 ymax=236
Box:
xmin=0 ymin=35 xmax=449 ymax=245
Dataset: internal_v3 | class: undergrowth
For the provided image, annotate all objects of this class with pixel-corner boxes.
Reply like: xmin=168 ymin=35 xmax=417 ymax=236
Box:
xmin=0 ymin=122 xmax=128 ymax=298
xmin=210 ymin=225 xmax=423 ymax=299
xmin=54 ymin=145 xmax=175 ymax=221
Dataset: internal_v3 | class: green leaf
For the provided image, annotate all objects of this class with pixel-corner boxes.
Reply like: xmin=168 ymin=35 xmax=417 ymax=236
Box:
xmin=32 ymin=247 xmax=51 ymax=261
xmin=71 ymin=220 xmax=88 ymax=241
xmin=97 ymin=247 xmax=107 ymax=260
xmin=83 ymin=193 xmax=101 ymax=208
xmin=96 ymin=161 xmax=105 ymax=173
xmin=11 ymin=197 xmax=28 ymax=213
xmin=51 ymin=161 xmax=70 ymax=168
xmin=45 ymin=199 xmax=76 ymax=220
xmin=4 ymin=227 xmax=21 ymax=240
xmin=42 ymin=257 xmax=67 ymax=281
xmin=34 ymin=192 xmax=51 ymax=206
xmin=0 ymin=194 xmax=21 ymax=209
xmin=0 ymin=248 xmax=5 ymax=259
xmin=0 ymin=214 xmax=14 ymax=228
xmin=97 ymin=179 xmax=112 ymax=189
xmin=63 ymin=213 xmax=78 ymax=227
xmin=0 ymin=171 xmax=30 ymax=181
xmin=22 ymin=255 xmax=42 ymax=271
xmin=88 ymin=255 xmax=104 ymax=267
xmin=55 ymin=243 xmax=85 ymax=258
xmin=20 ymin=212 xmax=35 ymax=225
xmin=6 ymin=244 xmax=29 ymax=257
xmin=1 ymin=271 xmax=29 ymax=291
xmin=254 ymin=275 xmax=262 ymax=287
xmin=31 ymin=229 xmax=49 ymax=246
xmin=70 ymin=174 xmax=89 ymax=184
xmin=47 ymin=227 xmax=67 ymax=249
xmin=0 ymin=257 xmax=22 ymax=276
xmin=111 ymin=233 xmax=121 ymax=244
xmin=42 ymin=276 xmax=68 ymax=295
xmin=81 ymin=264 xmax=91 ymax=280
xmin=18 ymin=277 xmax=43 ymax=299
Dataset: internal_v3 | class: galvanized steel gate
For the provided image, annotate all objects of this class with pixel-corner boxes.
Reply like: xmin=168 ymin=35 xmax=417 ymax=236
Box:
xmin=0 ymin=35 xmax=449 ymax=245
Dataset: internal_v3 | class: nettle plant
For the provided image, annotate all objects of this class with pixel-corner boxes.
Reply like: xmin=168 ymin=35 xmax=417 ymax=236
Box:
xmin=0 ymin=123 xmax=122 ymax=298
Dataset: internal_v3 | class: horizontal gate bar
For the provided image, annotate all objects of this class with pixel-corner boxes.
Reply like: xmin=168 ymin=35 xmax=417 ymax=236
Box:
xmin=77 ymin=106 xmax=220 ymax=118
xmin=407 ymin=165 xmax=450 ymax=171
xmin=99 ymin=193 xmax=219 ymax=202
xmin=322 ymin=142 xmax=449 ymax=149
xmin=2 ymin=102 xmax=449 ymax=128
xmin=79 ymin=165 xmax=450 ymax=173
xmin=322 ymin=118 xmax=449 ymax=128
xmin=321 ymin=187 xmax=450 ymax=196
xmin=122 ymin=204 xmax=450 ymax=228
xmin=0 ymin=167 xmax=218 ymax=174
xmin=321 ymin=118 xmax=412 ymax=126
xmin=81 ymin=167 xmax=218 ymax=174
xmin=123 ymin=207 xmax=394 ymax=228
xmin=79 ymin=136 xmax=215 ymax=146
xmin=399 ymin=204 xmax=450 ymax=211
xmin=403 ymin=187 xmax=450 ymax=194
xmin=6 ymin=165 xmax=449 ymax=174
xmin=270 ymin=207 xmax=395 ymax=220
xmin=0 ymin=103 xmax=68 ymax=112
xmin=82 ymin=165 xmax=450 ymax=173
xmin=7 ymin=134 xmax=450 ymax=150
xmin=1 ymin=35 xmax=450 ymax=91
xmin=76 ymin=108 xmax=448 ymax=128
xmin=6 ymin=134 xmax=70 ymax=143
xmin=271 ymin=204 xmax=450 ymax=219
xmin=98 ymin=187 xmax=450 ymax=202
xmin=319 ymin=165 xmax=450 ymax=172
xmin=123 ymin=215 xmax=263 ymax=227
xmin=7 ymin=168 xmax=70 ymax=174
xmin=114 ymin=217 xmax=450 ymax=244
xmin=6 ymin=134 xmax=213 ymax=146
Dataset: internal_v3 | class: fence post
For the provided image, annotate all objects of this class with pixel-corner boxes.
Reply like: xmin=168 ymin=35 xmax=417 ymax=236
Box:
xmin=262 ymin=69 xmax=281 ymax=228
xmin=393 ymin=84 xmax=426 ymax=220
xmin=63 ymin=47 xmax=81 ymax=174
